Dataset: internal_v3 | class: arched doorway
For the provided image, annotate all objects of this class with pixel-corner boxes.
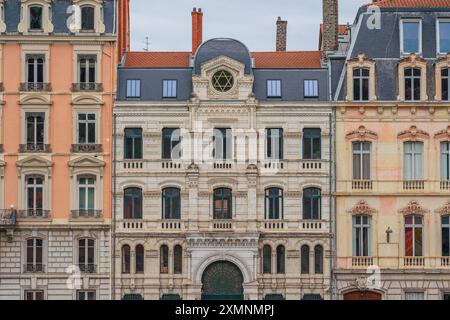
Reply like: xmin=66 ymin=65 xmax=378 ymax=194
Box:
xmin=201 ymin=261 xmax=244 ymax=300
xmin=344 ymin=291 xmax=382 ymax=300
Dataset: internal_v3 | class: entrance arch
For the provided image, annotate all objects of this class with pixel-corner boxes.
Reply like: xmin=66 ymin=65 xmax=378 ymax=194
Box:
xmin=344 ymin=290 xmax=382 ymax=300
xmin=201 ymin=261 xmax=244 ymax=300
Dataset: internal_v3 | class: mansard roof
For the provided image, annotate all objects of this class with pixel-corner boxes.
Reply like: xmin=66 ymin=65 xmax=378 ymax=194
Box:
xmin=363 ymin=0 xmax=450 ymax=8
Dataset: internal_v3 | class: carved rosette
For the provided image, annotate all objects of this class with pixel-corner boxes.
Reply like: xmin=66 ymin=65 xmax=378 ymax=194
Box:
xmin=397 ymin=126 xmax=429 ymax=141
xmin=345 ymin=126 xmax=378 ymax=141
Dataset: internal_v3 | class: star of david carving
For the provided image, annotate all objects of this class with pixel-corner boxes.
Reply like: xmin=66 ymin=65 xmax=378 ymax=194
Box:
xmin=212 ymin=70 xmax=234 ymax=92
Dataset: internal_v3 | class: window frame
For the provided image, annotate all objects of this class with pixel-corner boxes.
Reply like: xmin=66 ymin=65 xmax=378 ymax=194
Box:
xmin=302 ymin=187 xmax=322 ymax=220
xmin=26 ymin=175 xmax=44 ymax=214
xmin=77 ymin=176 xmax=96 ymax=212
xmin=135 ymin=244 xmax=144 ymax=274
xmin=442 ymin=68 xmax=449 ymax=101
xmin=162 ymin=79 xmax=177 ymax=98
xmin=160 ymin=245 xmax=169 ymax=274
xmin=303 ymin=79 xmax=319 ymax=98
xmin=121 ymin=244 xmax=130 ymax=274
xmin=264 ymin=188 xmax=283 ymax=220
xmin=301 ymin=245 xmax=310 ymax=274
xmin=403 ymin=141 xmax=424 ymax=180
xmin=212 ymin=128 xmax=232 ymax=160
xmin=314 ymin=245 xmax=324 ymax=274
xmin=162 ymin=128 xmax=182 ymax=160
xmin=404 ymin=67 xmax=422 ymax=101
xmin=276 ymin=245 xmax=285 ymax=274
xmin=437 ymin=19 xmax=450 ymax=55
xmin=173 ymin=245 xmax=183 ymax=274
xmin=124 ymin=128 xmax=143 ymax=160
xmin=26 ymin=237 xmax=43 ymax=268
xmin=126 ymin=79 xmax=141 ymax=98
xmin=352 ymin=67 xmax=370 ymax=101
xmin=400 ymin=19 xmax=422 ymax=55
xmin=262 ymin=245 xmax=272 ymax=274
xmin=25 ymin=290 xmax=44 ymax=300
xmin=265 ymin=128 xmax=284 ymax=160
xmin=442 ymin=215 xmax=450 ymax=257
xmin=213 ymin=188 xmax=233 ymax=220
xmin=77 ymin=290 xmax=96 ymax=300
xmin=267 ymin=79 xmax=282 ymax=98
xmin=352 ymin=141 xmax=372 ymax=180
xmin=78 ymin=55 xmax=97 ymax=84
xmin=162 ymin=187 xmax=181 ymax=220
xmin=26 ymin=54 xmax=44 ymax=84
xmin=303 ymin=128 xmax=321 ymax=160
xmin=352 ymin=215 xmax=372 ymax=257
xmin=77 ymin=112 xmax=97 ymax=144
xmin=404 ymin=215 xmax=423 ymax=257
xmin=441 ymin=142 xmax=450 ymax=181
xmin=80 ymin=5 xmax=95 ymax=32
xmin=123 ymin=187 xmax=143 ymax=219
xmin=78 ymin=238 xmax=95 ymax=272
xmin=28 ymin=5 xmax=43 ymax=31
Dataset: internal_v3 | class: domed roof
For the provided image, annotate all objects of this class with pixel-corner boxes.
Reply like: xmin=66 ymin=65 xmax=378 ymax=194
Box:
xmin=193 ymin=38 xmax=253 ymax=75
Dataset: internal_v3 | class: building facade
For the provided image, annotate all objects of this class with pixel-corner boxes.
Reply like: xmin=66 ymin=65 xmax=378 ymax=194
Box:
xmin=0 ymin=0 xmax=117 ymax=300
xmin=113 ymin=8 xmax=334 ymax=300
xmin=330 ymin=0 xmax=450 ymax=300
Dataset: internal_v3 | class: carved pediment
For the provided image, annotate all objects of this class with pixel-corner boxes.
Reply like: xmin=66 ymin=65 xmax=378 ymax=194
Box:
xmin=19 ymin=95 xmax=51 ymax=106
xmin=345 ymin=126 xmax=378 ymax=141
xmin=398 ymin=200 xmax=428 ymax=215
xmin=16 ymin=155 xmax=53 ymax=168
xmin=434 ymin=126 xmax=450 ymax=140
xmin=72 ymin=95 xmax=103 ymax=106
xmin=399 ymin=53 xmax=426 ymax=67
xmin=435 ymin=202 xmax=450 ymax=216
xmin=398 ymin=126 xmax=429 ymax=141
xmin=436 ymin=53 xmax=450 ymax=67
xmin=348 ymin=52 xmax=375 ymax=66
xmin=68 ymin=155 xmax=105 ymax=168
xmin=347 ymin=200 xmax=377 ymax=215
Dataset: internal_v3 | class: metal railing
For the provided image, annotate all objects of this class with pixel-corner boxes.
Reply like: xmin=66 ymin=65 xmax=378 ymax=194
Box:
xmin=20 ymin=82 xmax=51 ymax=92
xmin=72 ymin=83 xmax=103 ymax=92
xmin=19 ymin=209 xmax=50 ymax=218
xmin=71 ymin=144 xmax=103 ymax=153
xmin=71 ymin=210 xmax=102 ymax=219
xmin=0 ymin=209 xmax=17 ymax=226
xmin=19 ymin=144 xmax=51 ymax=153
xmin=24 ymin=263 xmax=45 ymax=273
xmin=78 ymin=263 xmax=97 ymax=273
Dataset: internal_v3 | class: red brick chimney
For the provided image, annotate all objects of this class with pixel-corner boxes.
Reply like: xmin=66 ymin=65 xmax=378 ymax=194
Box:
xmin=322 ymin=0 xmax=339 ymax=59
xmin=276 ymin=17 xmax=288 ymax=52
xmin=192 ymin=8 xmax=203 ymax=55
xmin=118 ymin=0 xmax=130 ymax=62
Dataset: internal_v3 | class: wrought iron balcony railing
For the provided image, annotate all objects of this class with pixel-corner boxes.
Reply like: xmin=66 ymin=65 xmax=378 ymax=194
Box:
xmin=71 ymin=144 xmax=102 ymax=153
xmin=71 ymin=210 xmax=102 ymax=219
xmin=19 ymin=209 xmax=51 ymax=218
xmin=24 ymin=263 xmax=45 ymax=273
xmin=19 ymin=144 xmax=51 ymax=153
xmin=0 ymin=209 xmax=17 ymax=226
xmin=71 ymin=83 xmax=103 ymax=92
xmin=78 ymin=263 xmax=97 ymax=273
xmin=20 ymin=82 xmax=51 ymax=92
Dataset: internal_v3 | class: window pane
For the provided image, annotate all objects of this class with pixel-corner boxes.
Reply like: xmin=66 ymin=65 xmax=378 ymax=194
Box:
xmin=263 ymin=245 xmax=272 ymax=274
xmin=174 ymin=245 xmax=182 ymax=274
xmin=414 ymin=227 xmax=422 ymax=256
xmin=30 ymin=7 xmax=43 ymax=30
xmin=304 ymin=80 xmax=319 ymax=98
xmin=405 ymin=226 xmax=413 ymax=256
xmin=301 ymin=246 xmax=310 ymax=274
xmin=403 ymin=21 xmax=420 ymax=53
xmin=314 ymin=246 xmax=323 ymax=274
xmin=267 ymin=80 xmax=281 ymax=98
xmin=439 ymin=22 xmax=450 ymax=53
xmin=442 ymin=223 xmax=449 ymax=256
xmin=81 ymin=7 xmax=95 ymax=30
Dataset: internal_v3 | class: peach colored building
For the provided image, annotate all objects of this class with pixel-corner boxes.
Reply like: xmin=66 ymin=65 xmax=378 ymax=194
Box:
xmin=0 ymin=0 xmax=117 ymax=300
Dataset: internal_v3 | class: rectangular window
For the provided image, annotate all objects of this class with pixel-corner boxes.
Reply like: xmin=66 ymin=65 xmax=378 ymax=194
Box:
xmin=405 ymin=215 xmax=423 ymax=257
xmin=126 ymin=79 xmax=141 ymax=98
xmin=442 ymin=142 xmax=450 ymax=181
xmin=304 ymin=80 xmax=319 ymax=98
xmin=439 ymin=21 xmax=450 ymax=54
xmin=401 ymin=20 xmax=421 ymax=54
xmin=78 ymin=238 xmax=95 ymax=272
xmin=81 ymin=6 xmax=95 ymax=31
xmin=443 ymin=216 xmax=450 ymax=257
xmin=444 ymin=293 xmax=450 ymax=301
xmin=405 ymin=292 xmax=424 ymax=300
xmin=26 ymin=177 xmax=44 ymax=213
xmin=26 ymin=238 xmax=43 ymax=269
xmin=352 ymin=142 xmax=371 ymax=180
xmin=29 ymin=6 xmax=43 ymax=30
xmin=267 ymin=80 xmax=281 ymax=98
xmin=266 ymin=128 xmax=283 ymax=160
xmin=213 ymin=128 xmax=232 ymax=160
xmin=404 ymin=141 xmax=424 ymax=180
xmin=77 ymin=290 xmax=96 ymax=300
xmin=163 ymin=80 xmax=177 ymax=98
xmin=442 ymin=68 xmax=449 ymax=101
xmin=79 ymin=56 xmax=96 ymax=84
xmin=26 ymin=113 xmax=45 ymax=146
xmin=27 ymin=55 xmax=44 ymax=83
xmin=78 ymin=177 xmax=95 ymax=212
xmin=162 ymin=128 xmax=181 ymax=160
xmin=353 ymin=215 xmax=371 ymax=256
xmin=404 ymin=68 xmax=421 ymax=101
xmin=353 ymin=68 xmax=370 ymax=101
xmin=303 ymin=128 xmax=321 ymax=160
xmin=124 ymin=128 xmax=143 ymax=159
xmin=77 ymin=113 xmax=96 ymax=144
xmin=25 ymin=290 xmax=44 ymax=300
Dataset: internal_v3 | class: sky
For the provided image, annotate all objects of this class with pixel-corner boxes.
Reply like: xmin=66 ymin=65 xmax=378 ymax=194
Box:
xmin=130 ymin=0 xmax=369 ymax=52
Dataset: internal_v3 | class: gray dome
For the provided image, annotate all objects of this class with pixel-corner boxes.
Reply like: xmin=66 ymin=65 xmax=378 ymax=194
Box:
xmin=193 ymin=38 xmax=253 ymax=75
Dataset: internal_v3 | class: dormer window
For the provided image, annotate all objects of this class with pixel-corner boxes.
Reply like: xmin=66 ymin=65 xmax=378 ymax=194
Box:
xmin=404 ymin=68 xmax=421 ymax=101
xmin=29 ymin=6 xmax=43 ymax=31
xmin=442 ymin=68 xmax=449 ymax=101
xmin=81 ymin=6 xmax=95 ymax=31
xmin=438 ymin=20 xmax=450 ymax=54
xmin=401 ymin=20 xmax=421 ymax=55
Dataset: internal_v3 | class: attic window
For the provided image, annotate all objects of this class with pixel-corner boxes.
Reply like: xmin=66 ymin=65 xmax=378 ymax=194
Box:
xmin=212 ymin=70 xmax=234 ymax=92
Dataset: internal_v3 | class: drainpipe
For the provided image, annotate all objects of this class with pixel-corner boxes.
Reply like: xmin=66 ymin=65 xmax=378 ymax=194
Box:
xmin=112 ymin=113 xmax=117 ymax=300
xmin=332 ymin=107 xmax=338 ymax=300
xmin=328 ymin=112 xmax=333 ymax=300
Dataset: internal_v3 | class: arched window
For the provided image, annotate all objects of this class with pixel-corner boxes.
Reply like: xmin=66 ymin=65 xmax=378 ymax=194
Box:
xmin=173 ymin=245 xmax=182 ymax=274
xmin=303 ymin=188 xmax=321 ymax=220
xmin=162 ymin=188 xmax=181 ymax=219
xmin=78 ymin=238 xmax=95 ymax=273
xmin=213 ymin=188 xmax=232 ymax=220
xmin=135 ymin=245 xmax=144 ymax=273
xmin=26 ymin=175 xmax=44 ymax=217
xmin=122 ymin=245 xmax=130 ymax=274
xmin=276 ymin=245 xmax=285 ymax=274
xmin=314 ymin=245 xmax=323 ymax=274
xmin=262 ymin=245 xmax=272 ymax=274
xmin=301 ymin=245 xmax=310 ymax=274
xmin=81 ymin=6 xmax=95 ymax=31
xmin=77 ymin=176 xmax=96 ymax=216
xmin=160 ymin=245 xmax=169 ymax=274
xmin=265 ymin=188 xmax=283 ymax=220
xmin=26 ymin=238 xmax=43 ymax=272
xmin=123 ymin=187 xmax=142 ymax=219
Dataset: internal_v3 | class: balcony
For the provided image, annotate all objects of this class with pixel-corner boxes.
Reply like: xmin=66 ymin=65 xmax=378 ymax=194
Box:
xmin=19 ymin=209 xmax=50 ymax=218
xmin=441 ymin=181 xmax=450 ymax=190
xmin=403 ymin=256 xmax=425 ymax=267
xmin=0 ymin=209 xmax=17 ymax=226
xmin=19 ymin=144 xmax=51 ymax=153
xmin=213 ymin=161 xmax=233 ymax=170
xmin=122 ymin=159 xmax=144 ymax=171
xmin=403 ymin=180 xmax=425 ymax=190
xmin=442 ymin=257 xmax=450 ymax=267
xmin=352 ymin=256 xmax=374 ymax=267
xmin=120 ymin=219 xmax=144 ymax=230
xmin=161 ymin=160 xmax=184 ymax=172
xmin=71 ymin=210 xmax=102 ymax=219
xmin=260 ymin=160 xmax=285 ymax=172
xmin=72 ymin=83 xmax=103 ymax=92
xmin=262 ymin=220 xmax=285 ymax=230
xmin=20 ymin=82 xmax=51 ymax=92
xmin=78 ymin=263 xmax=97 ymax=273
xmin=298 ymin=220 xmax=327 ymax=232
xmin=211 ymin=219 xmax=233 ymax=230
xmin=352 ymin=180 xmax=373 ymax=190
xmin=24 ymin=263 xmax=45 ymax=273
xmin=301 ymin=160 xmax=323 ymax=171
xmin=71 ymin=144 xmax=102 ymax=153
xmin=160 ymin=219 xmax=184 ymax=230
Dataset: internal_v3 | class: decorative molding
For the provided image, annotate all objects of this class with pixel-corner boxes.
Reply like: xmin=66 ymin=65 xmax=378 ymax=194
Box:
xmin=187 ymin=237 xmax=258 ymax=248
xmin=398 ymin=200 xmax=429 ymax=215
xmin=347 ymin=200 xmax=377 ymax=216
xmin=397 ymin=125 xmax=429 ymax=141
xmin=345 ymin=126 xmax=378 ymax=141
xmin=434 ymin=126 xmax=450 ymax=141
xmin=435 ymin=202 xmax=450 ymax=216
xmin=346 ymin=52 xmax=377 ymax=101
xmin=435 ymin=53 xmax=450 ymax=100
xmin=397 ymin=53 xmax=428 ymax=101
